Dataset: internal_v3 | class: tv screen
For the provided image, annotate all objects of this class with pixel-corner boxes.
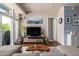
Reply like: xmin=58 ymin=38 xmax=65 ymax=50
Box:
xmin=27 ymin=27 xmax=41 ymax=36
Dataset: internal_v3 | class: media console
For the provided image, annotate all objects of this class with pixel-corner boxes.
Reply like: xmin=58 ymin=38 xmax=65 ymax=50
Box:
xmin=23 ymin=36 xmax=44 ymax=43
xmin=27 ymin=36 xmax=44 ymax=39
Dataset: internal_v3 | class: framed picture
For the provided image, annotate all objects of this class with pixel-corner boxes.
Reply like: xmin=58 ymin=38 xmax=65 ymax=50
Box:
xmin=27 ymin=18 xmax=43 ymax=24
xmin=73 ymin=20 xmax=79 ymax=26
xmin=65 ymin=17 xmax=71 ymax=24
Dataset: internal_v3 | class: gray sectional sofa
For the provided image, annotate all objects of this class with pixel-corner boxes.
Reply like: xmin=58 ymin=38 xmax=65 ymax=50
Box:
xmin=0 ymin=45 xmax=21 ymax=56
xmin=1 ymin=45 xmax=78 ymax=56
xmin=57 ymin=46 xmax=79 ymax=56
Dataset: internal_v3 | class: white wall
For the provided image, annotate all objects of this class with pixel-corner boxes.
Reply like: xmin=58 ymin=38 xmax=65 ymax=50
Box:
xmin=56 ymin=7 xmax=64 ymax=45
xmin=25 ymin=9 xmax=57 ymax=38
xmin=53 ymin=18 xmax=57 ymax=41
xmin=25 ymin=16 xmax=48 ymax=37
xmin=53 ymin=7 xmax=65 ymax=45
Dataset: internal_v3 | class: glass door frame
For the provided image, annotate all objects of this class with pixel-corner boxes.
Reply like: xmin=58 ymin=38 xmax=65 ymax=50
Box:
xmin=0 ymin=12 xmax=17 ymax=45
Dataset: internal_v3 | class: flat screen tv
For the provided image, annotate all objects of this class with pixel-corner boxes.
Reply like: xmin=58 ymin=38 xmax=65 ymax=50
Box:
xmin=27 ymin=27 xmax=41 ymax=36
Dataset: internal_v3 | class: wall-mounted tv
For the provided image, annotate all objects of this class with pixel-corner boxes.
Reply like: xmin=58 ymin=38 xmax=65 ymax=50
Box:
xmin=27 ymin=27 xmax=41 ymax=36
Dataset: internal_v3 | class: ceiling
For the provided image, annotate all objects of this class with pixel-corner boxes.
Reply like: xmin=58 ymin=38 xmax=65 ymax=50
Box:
xmin=17 ymin=3 xmax=79 ymax=16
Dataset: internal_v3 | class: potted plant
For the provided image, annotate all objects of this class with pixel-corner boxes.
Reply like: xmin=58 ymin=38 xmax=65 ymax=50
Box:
xmin=43 ymin=37 xmax=49 ymax=45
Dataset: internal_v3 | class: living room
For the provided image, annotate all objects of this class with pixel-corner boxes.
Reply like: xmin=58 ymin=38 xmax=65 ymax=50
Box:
xmin=0 ymin=3 xmax=79 ymax=56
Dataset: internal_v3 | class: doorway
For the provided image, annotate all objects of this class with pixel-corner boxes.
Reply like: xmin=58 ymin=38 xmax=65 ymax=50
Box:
xmin=48 ymin=18 xmax=54 ymax=41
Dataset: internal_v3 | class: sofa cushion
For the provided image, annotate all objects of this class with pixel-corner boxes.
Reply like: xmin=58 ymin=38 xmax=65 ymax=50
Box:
xmin=0 ymin=45 xmax=21 ymax=56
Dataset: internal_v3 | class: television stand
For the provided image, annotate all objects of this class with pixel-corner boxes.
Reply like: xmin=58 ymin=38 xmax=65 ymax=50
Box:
xmin=27 ymin=36 xmax=44 ymax=39
xmin=23 ymin=36 xmax=44 ymax=44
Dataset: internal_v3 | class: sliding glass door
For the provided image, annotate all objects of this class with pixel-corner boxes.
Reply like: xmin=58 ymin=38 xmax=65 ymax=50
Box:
xmin=2 ymin=15 xmax=11 ymax=45
xmin=0 ymin=4 xmax=19 ymax=45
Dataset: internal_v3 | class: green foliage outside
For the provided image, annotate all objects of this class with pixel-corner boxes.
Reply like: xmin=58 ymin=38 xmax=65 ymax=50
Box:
xmin=2 ymin=23 xmax=10 ymax=31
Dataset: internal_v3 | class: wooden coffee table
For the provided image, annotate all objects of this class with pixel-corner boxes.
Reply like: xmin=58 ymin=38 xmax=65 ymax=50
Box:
xmin=26 ymin=44 xmax=50 ymax=52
